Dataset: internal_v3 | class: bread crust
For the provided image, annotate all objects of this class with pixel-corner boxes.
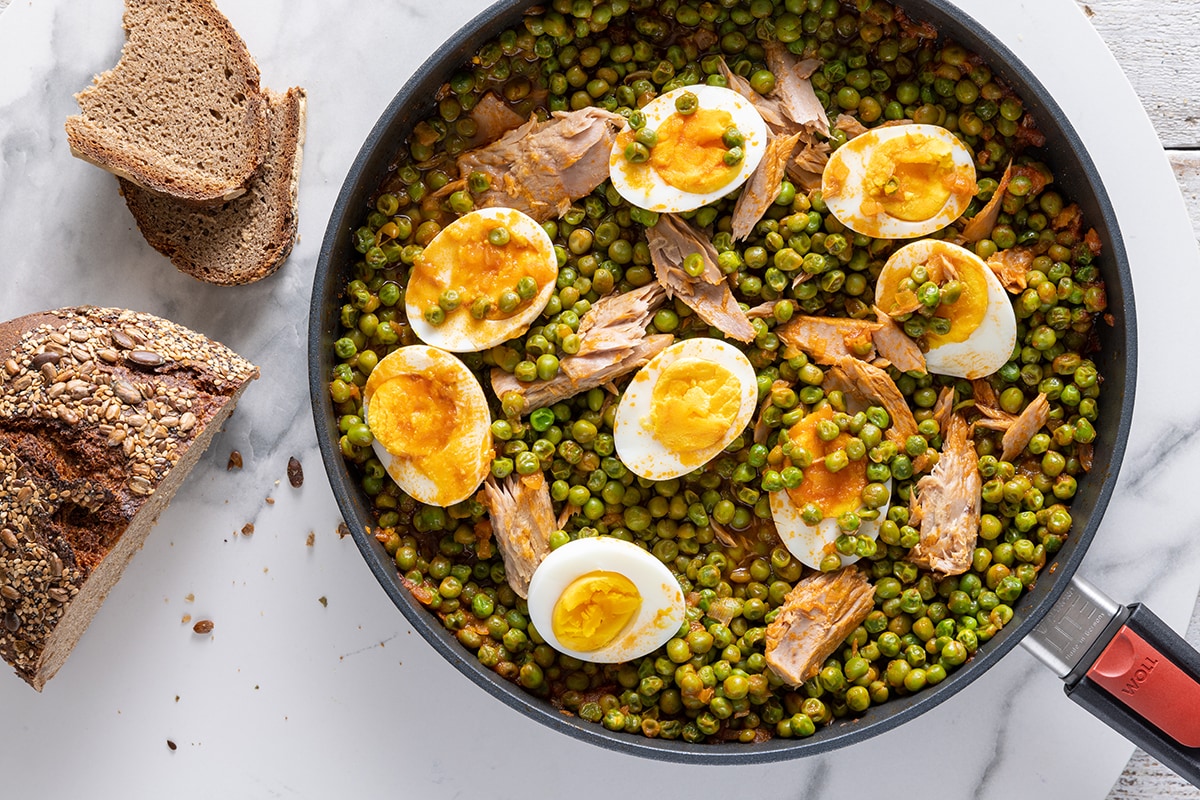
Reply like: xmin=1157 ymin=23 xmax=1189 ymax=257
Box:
xmin=0 ymin=307 xmax=258 ymax=689
xmin=64 ymin=0 xmax=270 ymax=205
xmin=120 ymin=87 xmax=308 ymax=285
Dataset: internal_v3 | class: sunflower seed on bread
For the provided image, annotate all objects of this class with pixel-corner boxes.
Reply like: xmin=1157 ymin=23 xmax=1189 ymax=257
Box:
xmin=64 ymin=0 xmax=269 ymax=205
xmin=121 ymin=87 xmax=307 ymax=286
xmin=0 ymin=307 xmax=258 ymax=690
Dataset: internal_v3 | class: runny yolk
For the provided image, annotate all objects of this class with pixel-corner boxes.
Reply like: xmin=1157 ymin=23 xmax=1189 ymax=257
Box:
xmin=552 ymin=571 xmax=642 ymax=652
xmin=785 ymin=405 xmax=867 ymax=518
xmin=365 ymin=364 xmax=479 ymax=506
xmin=861 ymin=132 xmax=959 ymax=221
xmin=649 ymin=108 xmax=740 ymax=194
xmin=645 ymin=357 xmax=740 ymax=464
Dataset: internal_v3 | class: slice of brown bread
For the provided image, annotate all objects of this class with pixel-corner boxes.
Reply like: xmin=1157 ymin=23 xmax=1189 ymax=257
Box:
xmin=65 ymin=0 xmax=269 ymax=205
xmin=0 ymin=307 xmax=258 ymax=690
xmin=120 ymin=87 xmax=307 ymax=286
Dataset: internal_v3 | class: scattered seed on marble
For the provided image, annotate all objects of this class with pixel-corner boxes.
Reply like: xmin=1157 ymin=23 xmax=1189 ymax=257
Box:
xmin=287 ymin=457 xmax=304 ymax=488
xmin=227 ymin=450 xmax=243 ymax=470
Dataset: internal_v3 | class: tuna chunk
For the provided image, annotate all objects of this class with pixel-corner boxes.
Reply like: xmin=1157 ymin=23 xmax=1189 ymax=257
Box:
xmin=971 ymin=378 xmax=1017 ymax=432
xmin=908 ymin=413 xmax=981 ymax=576
xmin=778 ymin=315 xmax=880 ymax=364
xmin=457 ymin=107 xmax=623 ymax=222
xmin=1000 ymin=392 xmax=1050 ymax=461
xmin=870 ymin=306 xmax=926 ymax=374
xmin=834 ymin=113 xmax=868 ymax=140
xmin=987 ymin=246 xmax=1035 ymax=293
xmin=828 ymin=355 xmax=920 ymax=446
xmin=764 ymin=41 xmax=830 ymax=137
xmin=466 ymin=92 xmax=527 ymax=145
xmin=717 ymin=58 xmax=790 ymax=133
xmin=481 ymin=472 xmax=556 ymax=599
xmin=786 ymin=136 xmax=830 ymax=192
xmin=764 ymin=567 xmax=875 ymax=686
xmin=732 ymin=131 xmax=804 ymax=241
xmin=490 ymin=284 xmax=671 ymax=411
xmin=647 ymin=214 xmax=756 ymax=342
xmin=931 ymin=385 xmax=955 ymax=430
xmin=961 ymin=161 xmax=1013 ymax=243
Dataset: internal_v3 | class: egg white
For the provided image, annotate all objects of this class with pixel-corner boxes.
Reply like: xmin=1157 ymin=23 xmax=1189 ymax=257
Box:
xmin=609 ymin=84 xmax=768 ymax=214
xmin=613 ymin=337 xmax=758 ymax=481
xmin=362 ymin=345 xmax=493 ymax=507
xmin=878 ymin=239 xmax=1017 ymax=379
xmin=406 ymin=207 xmax=557 ymax=353
xmin=526 ymin=536 xmax=686 ymax=663
xmin=821 ymin=123 xmax=976 ymax=239
xmin=770 ymin=479 xmax=890 ymax=571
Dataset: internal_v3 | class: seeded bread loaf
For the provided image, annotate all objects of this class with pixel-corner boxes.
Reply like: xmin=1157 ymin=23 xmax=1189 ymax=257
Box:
xmin=65 ymin=0 xmax=269 ymax=205
xmin=0 ymin=307 xmax=258 ymax=690
xmin=121 ymin=87 xmax=307 ymax=286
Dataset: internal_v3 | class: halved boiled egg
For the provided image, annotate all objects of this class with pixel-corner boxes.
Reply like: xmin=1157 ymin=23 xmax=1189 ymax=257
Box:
xmin=362 ymin=345 xmax=493 ymax=507
xmin=614 ymin=337 xmax=758 ymax=481
xmin=875 ymin=239 xmax=1016 ymax=379
xmin=405 ymin=207 xmax=557 ymax=352
xmin=609 ymin=84 xmax=768 ymax=214
xmin=770 ymin=405 xmax=891 ymax=570
xmin=822 ymin=123 xmax=976 ymax=239
xmin=526 ymin=536 xmax=686 ymax=663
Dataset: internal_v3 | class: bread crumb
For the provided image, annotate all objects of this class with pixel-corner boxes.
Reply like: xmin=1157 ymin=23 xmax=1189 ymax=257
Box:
xmin=241 ymin=523 xmax=255 ymax=536
xmin=193 ymin=620 xmax=214 ymax=635
xmin=181 ymin=613 xmax=192 ymax=624
xmin=227 ymin=450 xmax=243 ymax=470
xmin=185 ymin=593 xmax=195 ymax=603
xmin=336 ymin=522 xmax=350 ymax=539
xmin=318 ymin=596 xmax=328 ymax=607
xmin=265 ymin=497 xmax=275 ymax=506
xmin=305 ymin=532 xmax=315 ymax=547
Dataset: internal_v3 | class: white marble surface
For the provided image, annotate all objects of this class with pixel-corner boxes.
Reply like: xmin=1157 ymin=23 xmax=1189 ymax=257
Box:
xmin=1 ymin=0 xmax=1198 ymax=797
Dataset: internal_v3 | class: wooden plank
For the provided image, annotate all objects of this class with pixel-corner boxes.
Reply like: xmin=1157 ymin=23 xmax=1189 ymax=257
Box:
xmin=1170 ymin=151 xmax=1200 ymax=242
xmin=1081 ymin=0 xmax=1200 ymax=149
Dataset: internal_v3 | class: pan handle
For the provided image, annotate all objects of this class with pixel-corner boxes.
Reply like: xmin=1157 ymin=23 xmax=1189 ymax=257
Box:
xmin=1024 ymin=577 xmax=1200 ymax=786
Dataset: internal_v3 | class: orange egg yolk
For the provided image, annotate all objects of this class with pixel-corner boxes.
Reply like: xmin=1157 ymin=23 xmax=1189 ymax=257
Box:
xmin=876 ymin=246 xmax=989 ymax=347
xmin=649 ymin=108 xmax=741 ymax=194
xmin=552 ymin=571 xmax=642 ymax=652
xmin=861 ymin=132 xmax=961 ymax=221
xmin=645 ymin=357 xmax=740 ymax=463
xmin=406 ymin=211 xmax=554 ymax=322
xmin=366 ymin=363 xmax=480 ymax=506
xmin=785 ymin=405 xmax=867 ymax=518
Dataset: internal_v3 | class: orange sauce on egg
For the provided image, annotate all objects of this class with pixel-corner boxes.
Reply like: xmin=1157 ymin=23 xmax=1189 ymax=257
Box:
xmin=784 ymin=405 xmax=867 ymax=518
xmin=366 ymin=359 xmax=486 ymax=506
xmin=406 ymin=210 xmax=554 ymax=325
xmin=876 ymin=245 xmax=990 ymax=347
xmin=649 ymin=108 xmax=740 ymax=194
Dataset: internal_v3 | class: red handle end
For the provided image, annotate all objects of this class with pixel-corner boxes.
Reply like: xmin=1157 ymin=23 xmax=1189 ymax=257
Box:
xmin=1087 ymin=626 xmax=1200 ymax=748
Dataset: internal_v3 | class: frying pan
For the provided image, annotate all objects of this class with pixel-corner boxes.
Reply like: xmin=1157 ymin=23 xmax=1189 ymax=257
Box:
xmin=308 ymin=0 xmax=1200 ymax=780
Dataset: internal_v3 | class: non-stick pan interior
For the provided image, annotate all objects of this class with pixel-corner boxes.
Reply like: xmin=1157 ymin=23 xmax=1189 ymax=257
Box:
xmin=309 ymin=0 xmax=1136 ymax=763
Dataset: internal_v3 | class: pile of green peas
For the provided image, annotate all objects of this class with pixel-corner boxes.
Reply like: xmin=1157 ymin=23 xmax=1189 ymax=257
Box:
xmin=329 ymin=0 xmax=1108 ymax=745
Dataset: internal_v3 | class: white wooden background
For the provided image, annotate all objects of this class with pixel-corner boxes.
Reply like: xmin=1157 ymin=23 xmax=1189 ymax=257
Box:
xmin=0 ymin=0 xmax=1196 ymax=794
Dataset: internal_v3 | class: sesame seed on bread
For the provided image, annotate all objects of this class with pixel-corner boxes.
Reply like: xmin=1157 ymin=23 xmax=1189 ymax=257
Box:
xmin=120 ymin=87 xmax=307 ymax=286
xmin=64 ymin=0 xmax=269 ymax=205
xmin=0 ymin=307 xmax=258 ymax=690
